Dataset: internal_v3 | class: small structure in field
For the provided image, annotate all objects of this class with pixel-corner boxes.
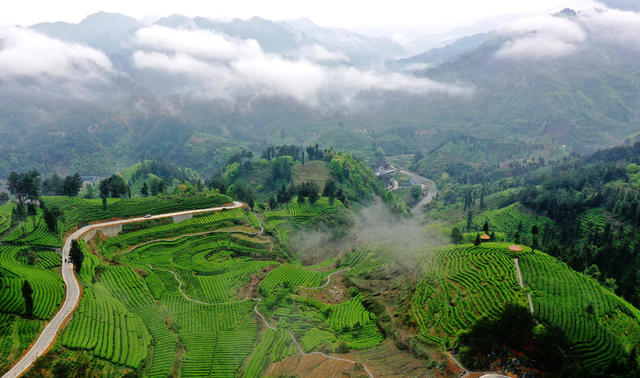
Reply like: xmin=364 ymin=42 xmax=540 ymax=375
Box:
xmin=480 ymin=233 xmax=491 ymax=242
xmin=509 ymin=245 xmax=523 ymax=252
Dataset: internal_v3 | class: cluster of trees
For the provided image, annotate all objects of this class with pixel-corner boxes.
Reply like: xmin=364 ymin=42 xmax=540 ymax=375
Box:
xmin=42 ymin=173 xmax=82 ymax=196
xmin=261 ymin=145 xmax=302 ymax=161
xmin=129 ymin=159 xmax=197 ymax=184
xmin=7 ymin=170 xmax=41 ymax=203
xmin=98 ymin=175 xmax=127 ymax=199
xmin=261 ymin=144 xmax=326 ymax=163
xmin=433 ymin=141 xmax=640 ymax=307
xmin=8 ymin=170 xmax=86 ymax=202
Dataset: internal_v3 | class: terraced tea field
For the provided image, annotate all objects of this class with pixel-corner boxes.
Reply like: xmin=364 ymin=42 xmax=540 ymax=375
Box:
xmin=520 ymin=251 xmax=640 ymax=374
xmin=411 ymin=243 xmax=640 ymax=375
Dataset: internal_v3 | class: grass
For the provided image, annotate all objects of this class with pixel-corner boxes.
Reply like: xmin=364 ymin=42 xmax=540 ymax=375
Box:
xmin=291 ymin=161 xmax=331 ymax=190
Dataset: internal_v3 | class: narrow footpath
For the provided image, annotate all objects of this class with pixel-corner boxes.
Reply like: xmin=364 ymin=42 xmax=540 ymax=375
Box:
xmin=514 ymin=258 xmax=534 ymax=315
xmin=3 ymin=201 xmax=244 ymax=378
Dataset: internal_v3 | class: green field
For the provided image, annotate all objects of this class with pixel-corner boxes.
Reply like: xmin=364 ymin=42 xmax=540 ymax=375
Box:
xmin=291 ymin=161 xmax=331 ymax=190
xmin=0 ymin=203 xmax=13 ymax=235
xmin=2 ymin=187 xmax=639 ymax=377
xmin=411 ymin=243 xmax=640 ymax=374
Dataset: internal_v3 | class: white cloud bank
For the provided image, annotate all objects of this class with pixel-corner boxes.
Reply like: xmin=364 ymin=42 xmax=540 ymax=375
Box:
xmin=496 ymin=6 xmax=640 ymax=60
xmin=132 ymin=25 xmax=469 ymax=106
xmin=0 ymin=26 xmax=112 ymax=82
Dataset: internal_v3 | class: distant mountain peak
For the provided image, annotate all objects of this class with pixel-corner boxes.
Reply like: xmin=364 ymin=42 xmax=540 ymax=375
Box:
xmin=555 ymin=8 xmax=578 ymax=18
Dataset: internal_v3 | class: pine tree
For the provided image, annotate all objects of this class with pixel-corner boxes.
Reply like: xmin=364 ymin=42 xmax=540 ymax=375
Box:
xmin=466 ymin=211 xmax=473 ymax=231
xmin=450 ymin=226 xmax=462 ymax=244
xmin=474 ymin=233 xmax=481 ymax=246
xmin=269 ymin=196 xmax=277 ymax=209
xmin=22 ymin=280 xmax=33 ymax=318
xmin=141 ymin=182 xmax=149 ymax=197
xmin=514 ymin=231 xmax=520 ymax=244
xmin=69 ymin=239 xmax=84 ymax=272
xmin=483 ymin=221 xmax=489 ymax=234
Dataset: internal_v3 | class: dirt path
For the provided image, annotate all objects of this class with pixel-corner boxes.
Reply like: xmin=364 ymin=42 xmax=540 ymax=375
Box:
xmin=445 ymin=351 xmax=470 ymax=377
xmin=514 ymin=258 xmax=534 ymax=315
xmin=298 ymin=268 xmax=345 ymax=290
xmin=2 ymin=201 xmax=244 ymax=378
xmin=252 ymin=301 xmax=374 ymax=378
xmin=168 ymin=270 xmax=210 ymax=305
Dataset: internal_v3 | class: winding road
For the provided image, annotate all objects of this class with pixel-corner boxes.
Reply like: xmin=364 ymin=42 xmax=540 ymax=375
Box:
xmin=3 ymin=201 xmax=244 ymax=378
xmin=388 ymin=165 xmax=438 ymax=213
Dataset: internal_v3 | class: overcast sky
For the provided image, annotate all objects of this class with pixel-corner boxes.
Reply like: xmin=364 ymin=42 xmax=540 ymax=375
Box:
xmin=2 ymin=0 xmax=600 ymax=40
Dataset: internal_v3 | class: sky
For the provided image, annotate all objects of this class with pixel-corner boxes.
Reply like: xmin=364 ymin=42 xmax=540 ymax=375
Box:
xmin=1 ymin=0 xmax=600 ymax=41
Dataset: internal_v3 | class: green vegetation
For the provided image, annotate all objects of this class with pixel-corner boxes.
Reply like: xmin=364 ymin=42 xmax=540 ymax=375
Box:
xmin=0 ymin=203 xmax=14 ymax=235
xmin=521 ymin=251 xmax=640 ymax=374
xmin=411 ymin=245 xmax=522 ymax=347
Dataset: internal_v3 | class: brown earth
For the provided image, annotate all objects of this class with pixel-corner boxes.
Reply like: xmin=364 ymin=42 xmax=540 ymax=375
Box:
xmin=298 ymin=271 xmax=348 ymax=304
xmin=265 ymin=353 xmax=365 ymax=378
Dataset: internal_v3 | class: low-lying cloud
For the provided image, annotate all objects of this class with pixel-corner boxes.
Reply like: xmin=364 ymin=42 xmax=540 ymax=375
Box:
xmin=496 ymin=6 xmax=640 ymax=60
xmin=0 ymin=26 xmax=112 ymax=82
xmin=495 ymin=15 xmax=586 ymax=59
xmin=132 ymin=25 xmax=469 ymax=106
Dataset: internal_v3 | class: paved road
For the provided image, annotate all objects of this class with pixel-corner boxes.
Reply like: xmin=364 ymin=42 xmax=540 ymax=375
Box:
xmin=3 ymin=201 xmax=244 ymax=378
xmin=389 ymin=166 xmax=438 ymax=213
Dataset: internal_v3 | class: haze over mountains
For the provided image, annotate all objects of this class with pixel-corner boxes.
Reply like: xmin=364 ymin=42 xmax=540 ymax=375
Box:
xmin=1 ymin=3 xmax=640 ymax=176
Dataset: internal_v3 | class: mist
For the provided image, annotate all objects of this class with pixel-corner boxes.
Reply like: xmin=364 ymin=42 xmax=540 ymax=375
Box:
xmin=291 ymin=203 xmax=448 ymax=275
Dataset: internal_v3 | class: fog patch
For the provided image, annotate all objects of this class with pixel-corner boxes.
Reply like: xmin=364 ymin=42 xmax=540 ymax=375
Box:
xmin=291 ymin=202 xmax=447 ymax=271
xmin=496 ymin=7 xmax=640 ymax=60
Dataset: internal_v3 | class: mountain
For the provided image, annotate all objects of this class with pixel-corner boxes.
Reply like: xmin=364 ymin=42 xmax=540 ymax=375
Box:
xmin=283 ymin=18 xmax=406 ymax=66
xmin=31 ymin=12 xmax=140 ymax=54
xmin=396 ymin=32 xmax=495 ymax=70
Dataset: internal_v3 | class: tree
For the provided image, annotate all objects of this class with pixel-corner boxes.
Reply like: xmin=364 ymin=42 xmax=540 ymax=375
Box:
xmin=8 ymin=170 xmax=41 ymax=203
xmin=248 ymin=197 xmax=255 ymax=209
xmin=323 ymin=180 xmax=337 ymax=204
xmin=466 ymin=211 xmax=473 ymax=231
xmin=98 ymin=175 xmax=127 ymax=199
xmin=268 ymin=196 xmax=277 ymax=209
xmin=474 ymin=233 xmax=481 ymax=246
xmin=22 ymin=280 xmax=33 ymax=318
xmin=586 ymin=303 xmax=595 ymax=315
xmin=451 ymin=226 xmax=463 ymax=244
xmin=84 ymin=183 xmax=96 ymax=199
xmin=514 ymin=231 xmax=520 ymax=244
xmin=0 ymin=192 xmax=8 ymax=205
xmin=141 ymin=182 xmax=149 ymax=197
xmin=483 ymin=221 xmax=489 ymax=234
xmin=151 ymin=179 xmax=167 ymax=196
xmin=102 ymin=196 xmax=107 ymax=210
xmin=63 ymin=173 xmax=82 ymax=196
xmin=411 ymin=185 xmax=422 ymax=201
xmin=69 ymin=239 xmax=84 ymax=272
xmin=42 ymin=174 xmax=64 ymax=195
xmin=308 ymin=185 xmax=319 ymax=204
xmin=479 ymin=185 xmax=486 ymax=209
xmin=531 ymin=224 xmax=539 ymax=251
xmin=43 ymin=206 xmax=62 ymax=234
